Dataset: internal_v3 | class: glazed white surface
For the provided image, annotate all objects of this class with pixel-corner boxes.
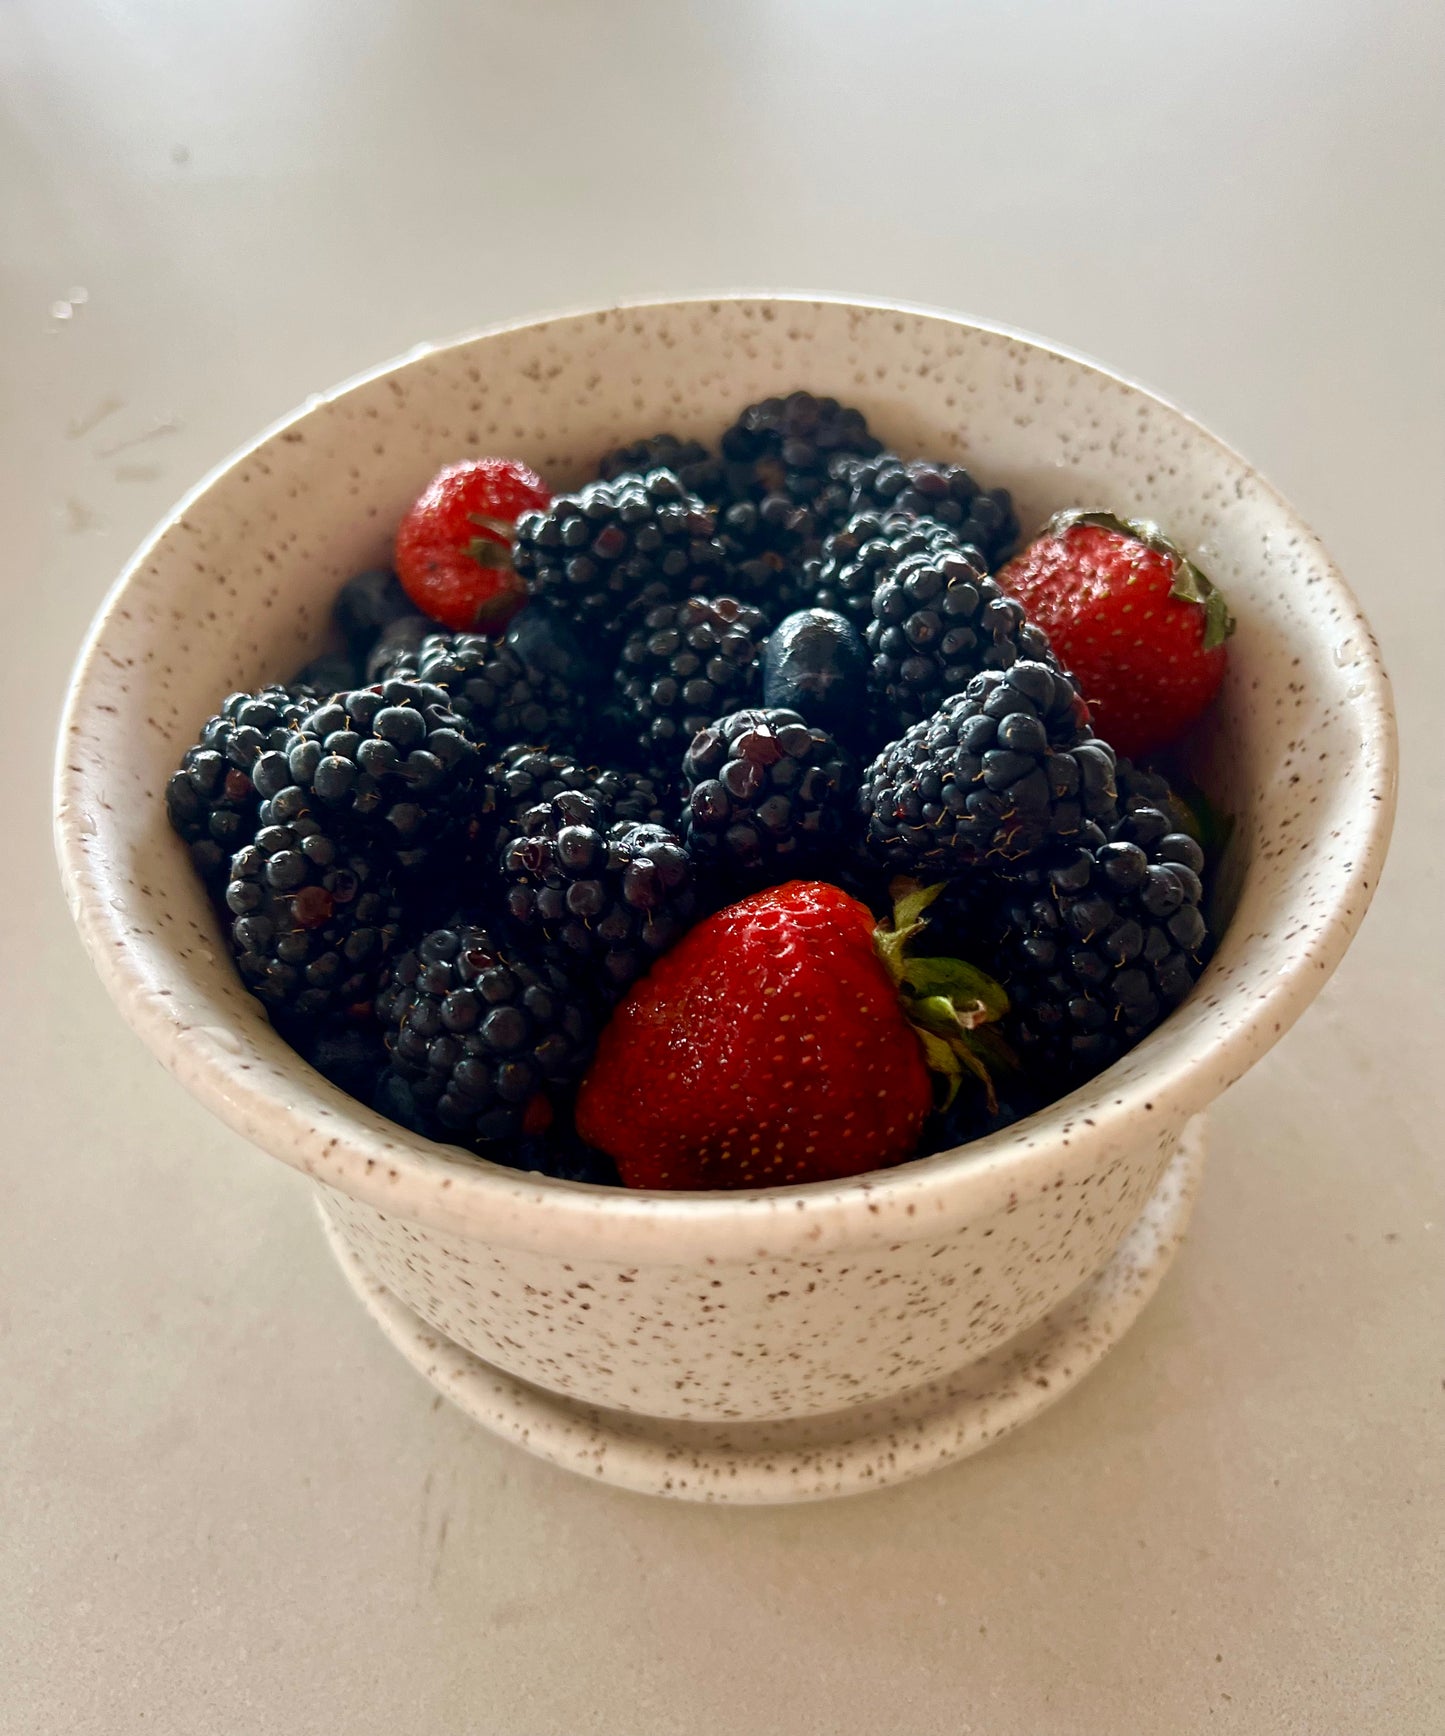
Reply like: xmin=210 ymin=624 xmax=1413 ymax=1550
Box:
xmin=8 ymin=0 xmax=1444 ymax=1729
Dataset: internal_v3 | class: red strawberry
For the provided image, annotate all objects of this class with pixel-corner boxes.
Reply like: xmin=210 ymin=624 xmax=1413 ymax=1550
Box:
xmin=394 ymin=458 xmax=551 ymax=633
xmin=997 ymin=510 xmax=1234 ymax=760
xmin=575 ymin=880 xmax=1008 ymax=1191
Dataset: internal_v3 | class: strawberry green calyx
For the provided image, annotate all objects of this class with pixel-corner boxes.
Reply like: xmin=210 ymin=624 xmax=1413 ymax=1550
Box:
xmin=1045 ymin=508 xmax=1235 ymax=652
xmin=873 ymin=879 xmax=1012 ymax=1114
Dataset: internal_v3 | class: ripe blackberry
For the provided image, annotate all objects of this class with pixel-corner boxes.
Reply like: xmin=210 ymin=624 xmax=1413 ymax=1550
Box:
xmin=365 ymin=614 xmax=433 ymax=683
xmin=512 ymin=469 xmax=726 ymax=639
xmin=989 ymin=808 xmax=1210 ymax=1083
xmin=614 ymin=595 xmax=768 ymax=783
xmin=681 ymin=708 xmax=854 ymax=882
xmin=715 ymin=393 xmax=882 ymax=618
xmin=166 ymin=686 xmax=312 ymax=885
xmin=867 ymin=541 xmax=1057 ymax=735
xmin=376 ymin=924 xmax=594 ymax=1147
xmin=835 ymin=453 xmax=1019 ymax=570
xmin=808 ymin=509 xmax=962 ymax=632
xmin=858 ymin=661 xmax=1118 ymax=875
xmin=596 ymin=433 xmax=724 ymax=503
xmin=719 ymin=391 xmax=881 ymax=531
xmin=485 ymin=745 xmax=668 ymax=853
xmin=252 ymin=680 xmax=480 ymax=870
xmin=500 ymin=795 xmax=697 ymax=999
xmin=399 ymin=631 xmax=582 ymax=748
xmin=225 ymin=814 xmax=402 ymax=1022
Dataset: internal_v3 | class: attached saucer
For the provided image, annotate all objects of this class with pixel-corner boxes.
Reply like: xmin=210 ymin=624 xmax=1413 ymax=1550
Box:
xmin=322 ymin=1115 xmax=1206 ymax=1504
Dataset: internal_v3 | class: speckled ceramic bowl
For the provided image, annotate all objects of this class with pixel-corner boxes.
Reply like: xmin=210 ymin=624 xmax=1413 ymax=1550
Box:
xmin=56 ymin=298 xmax=1395 ymax=1501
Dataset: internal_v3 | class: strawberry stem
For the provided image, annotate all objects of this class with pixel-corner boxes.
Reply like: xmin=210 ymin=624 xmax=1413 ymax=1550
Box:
xmin=873 ymin=878 xmax=1014 ymax=1115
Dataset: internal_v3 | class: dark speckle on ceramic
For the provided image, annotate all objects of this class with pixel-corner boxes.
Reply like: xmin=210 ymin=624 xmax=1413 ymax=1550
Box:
xmin=54 ymin=299 xmax=1397 ymax=1497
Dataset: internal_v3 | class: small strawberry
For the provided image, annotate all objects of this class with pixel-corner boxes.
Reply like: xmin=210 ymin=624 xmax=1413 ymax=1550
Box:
xmin=394 ymin=459 xmax=552 ymax=633
xmin=574 ymin=880 xmax=1008 ymax=1191
xmin=997 ymin=510 xmax=1234 ymax=760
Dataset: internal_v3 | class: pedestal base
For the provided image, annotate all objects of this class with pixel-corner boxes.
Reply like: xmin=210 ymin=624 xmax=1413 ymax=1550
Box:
xmin=322 ymin=1115 xmax=1206 ymax=1504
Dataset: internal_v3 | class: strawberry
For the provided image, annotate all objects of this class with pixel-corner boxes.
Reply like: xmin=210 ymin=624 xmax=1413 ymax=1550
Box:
xmin=394 ymin=458 xmax=551 ymax=633
xmin=574 ymin=880 xmax=1008 ymax=1191
xmin=997 ymin=510 xmax=1234 ymax=760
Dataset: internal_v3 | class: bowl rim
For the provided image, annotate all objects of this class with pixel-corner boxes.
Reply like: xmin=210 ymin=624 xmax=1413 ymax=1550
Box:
xmin=54 ymin=292 xmax=1398 ymax=1260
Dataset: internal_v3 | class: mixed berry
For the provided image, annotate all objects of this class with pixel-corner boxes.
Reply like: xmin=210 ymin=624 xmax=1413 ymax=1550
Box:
xmin=168 ymin=391 xmax=1233 ymax=1190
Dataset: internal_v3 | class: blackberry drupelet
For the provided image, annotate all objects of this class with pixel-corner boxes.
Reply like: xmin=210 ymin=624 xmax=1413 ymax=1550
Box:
xmin=988 ymin=801 xmax=1210 ymax=1083
xmin=225 ymin=813 xmax=403 ymax=1022
xmin=376 ymin=924 xmax=594 ymax=1147
xmin=596 ymin=434 xmax=724 ymax=503
xmin=252 ymin=679 xmax=480 ymax=870
xmin=166 ymin=685 xmax=313 ymax=885
xmin=835 ymin=453 xmax=1020 ymax=571
xmin=500 ymin=794 xmax=697 ymax=999
xmin=807 ymin=509 xmax=962 ymax=632
xmin=867 ymin=541 xmax=1057 ymax=736
xmin=613 ymin=595 xmax=768 ymax=783
xmin=404 ymin=631 xmax=582 ymax=748
xmin=858 ymin=661 xmax=1118 ymax=875
xmin=485 ymin=745 xmax=669 ymax=853
xmin=681 ymin=708 xmax=855 ymax=882
xmin=511 ymin=469 xmax=726 ymax=639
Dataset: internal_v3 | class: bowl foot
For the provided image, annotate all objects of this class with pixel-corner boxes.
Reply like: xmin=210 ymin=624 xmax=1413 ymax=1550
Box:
xmin=320 ymin=1115 xmax=1206 ymax=1504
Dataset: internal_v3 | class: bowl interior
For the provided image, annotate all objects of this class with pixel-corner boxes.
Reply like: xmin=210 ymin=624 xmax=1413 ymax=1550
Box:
xmin=56 ymin=298 xmax=1395 ymax=1245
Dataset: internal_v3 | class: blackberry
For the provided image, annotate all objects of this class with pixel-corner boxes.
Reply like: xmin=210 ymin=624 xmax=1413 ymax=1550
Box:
xmin=225 ymin=813 xmax=402 ymax=1022
xmin=867 ymin=541 xmax=1057 ymax=736
xmin=252 ymin=680 xmax=480 ymax=870
xmin=807 ymin=510 xmax=962 ymax=632
xmin=614 ymin=596 xmax=768 ymax=783
xmin=485 ymin=745 xmax=668 ymax=853
xmin=166 ymin=686 xmax=312 ymax=885
xmin=719 ymin=391 xmax=881 ymax=535
xmin=376 ymin=925 xmax=594 ymax=1147
xmin=402 ymin=631 xmax=582 ymax=748
xmin=715 ymin=393 xmax=883 ymax=619
xmin=500 ymin=795 xmax=697 ymax=999
xmin=512 ymin=469 xmax=726 ymax=639
xmin=858 ymin=661 xmax=1118 ymax=875
xmin=681 ymin=708 xmax=854 ymax=882
xmin=834 ymin=453 xmax=1019 ymax=570
xmin=989 ymin=811 xmax=1210 ymax=1084
xmin=596 ymin=433 xmax=724 ymax=503
xmin=365 ymin=613 xmax=434 ymax=683
xmin=761 ymin=608 xmax=870 ymax=748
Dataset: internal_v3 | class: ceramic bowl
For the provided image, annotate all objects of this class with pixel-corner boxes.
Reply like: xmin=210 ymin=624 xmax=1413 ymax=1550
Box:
xmin=55 ymin=298 xmax=1395 ymax=1499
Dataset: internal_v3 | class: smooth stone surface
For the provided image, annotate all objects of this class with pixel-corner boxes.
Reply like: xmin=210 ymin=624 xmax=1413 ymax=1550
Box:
xmin=5 ymin=1 xmax=1442 ymax=1731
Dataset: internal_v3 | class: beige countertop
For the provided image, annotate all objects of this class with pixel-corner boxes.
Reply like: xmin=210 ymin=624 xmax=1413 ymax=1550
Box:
xmin=4 ymin=2 xmax=1442 ymax=1729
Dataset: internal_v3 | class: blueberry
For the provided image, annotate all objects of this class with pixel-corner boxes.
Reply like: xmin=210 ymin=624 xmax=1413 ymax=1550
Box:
xmin=504 ymin=605 xmax=605 ymax=689
xmin=761 ymin=609 xmax=869 ymax=745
